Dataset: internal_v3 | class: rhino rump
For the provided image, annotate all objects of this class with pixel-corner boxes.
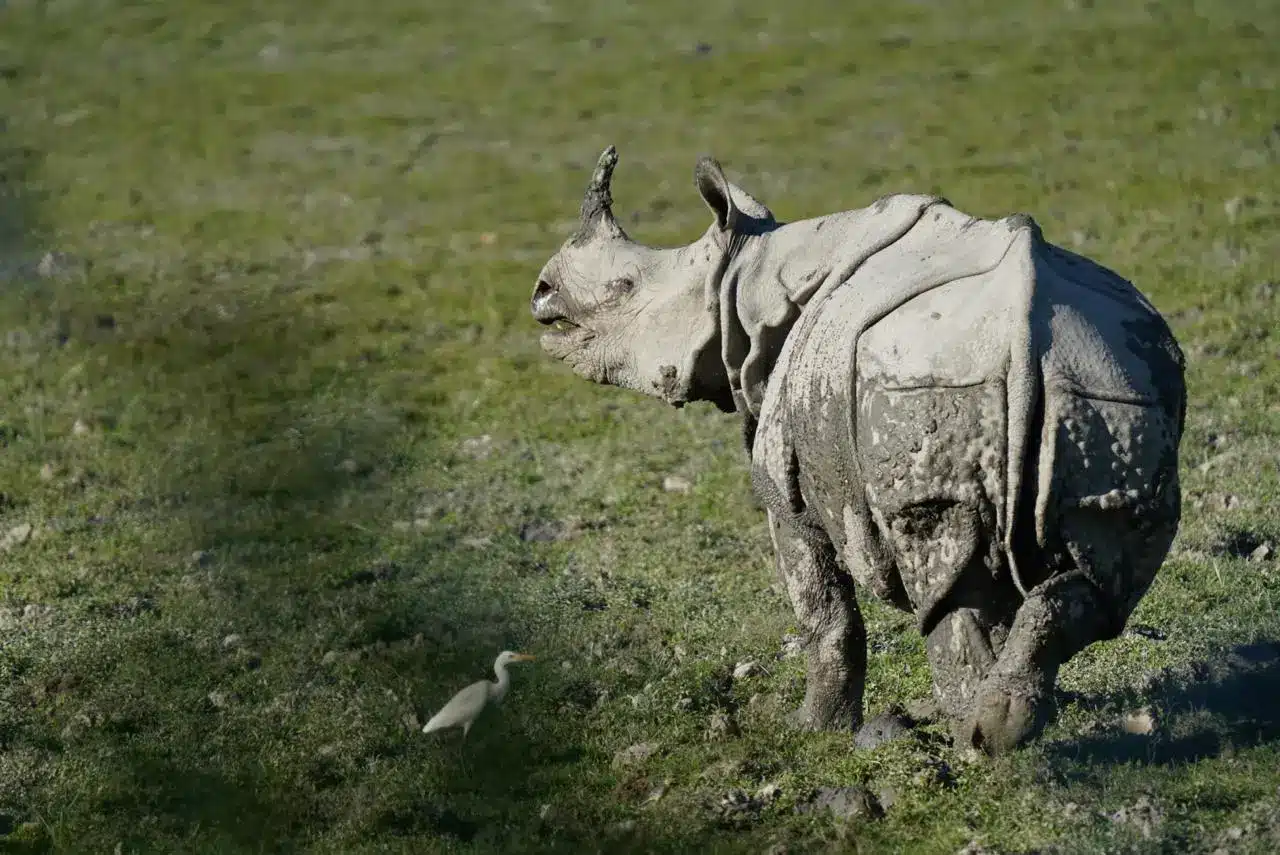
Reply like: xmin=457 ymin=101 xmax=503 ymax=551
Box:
xmin=752 ymin=202 xmax=1183 ymax=637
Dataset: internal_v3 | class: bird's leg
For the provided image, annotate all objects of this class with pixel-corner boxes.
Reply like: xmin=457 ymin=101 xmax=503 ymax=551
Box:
xmin=455 ymin=732 xmax=471 ymax=778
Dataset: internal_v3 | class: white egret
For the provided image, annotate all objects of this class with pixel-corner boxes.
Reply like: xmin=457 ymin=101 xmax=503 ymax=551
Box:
xmin=423 ymin=650 xmax=536 ymax=739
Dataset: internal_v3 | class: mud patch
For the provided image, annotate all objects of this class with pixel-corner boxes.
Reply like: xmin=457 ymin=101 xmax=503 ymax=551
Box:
xmin=795 ymin=786 xmax=884 ymax=820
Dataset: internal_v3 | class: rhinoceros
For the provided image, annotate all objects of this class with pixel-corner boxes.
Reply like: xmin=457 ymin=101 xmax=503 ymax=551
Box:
xmin=529 ymin=146 xmax=1185 ymax=754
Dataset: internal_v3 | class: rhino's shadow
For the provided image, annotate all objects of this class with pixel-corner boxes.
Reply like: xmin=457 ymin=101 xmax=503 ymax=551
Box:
xmin=1046 ymin=641 xmax=1280 ymax=769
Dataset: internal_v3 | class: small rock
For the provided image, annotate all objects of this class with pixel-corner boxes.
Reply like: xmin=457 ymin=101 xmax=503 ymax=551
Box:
xmin=207 ymin=690 xmax=230 ymax=709
xmin=461 ymin=536 xmax=492 ymax=549
xmin=71 ymin=419 xmax=91 ymax=437
xmin=336 ymin=458 xmax=360 ymax=474
xmin=796 ymin=786 xmax=883 ymax=820
xmin=643 ymin=781 xmax=668 ymax=805
xmin=854 ymin=710 xmax=915 ymax=750
xmin=518 ymin=519 xmax=576 ymax=543
xmin=732 ymin=661 xmax=760 ymax=680
xmin=39 ymin=463 xmax=56 ymax=481
xmin=321 ymin=650 xmax=340 ymax=665
xmin=538 ymin=803 xmax=553 ymax=821
xmin=189 ymin=550 xmax=212 ymax=568
xmin=612 ymin=741 xmax=660 ymax=770
xmin=662 ymin=475 xmax=692 ymax=494
xmin=222 ymin=633 xmax=244 ymax=649
xmin=402 ymin=712 xmax=420 ymax=732
xmin=1123 ymin=708 xmax=1157 ymax=735
xmin=1250 ymin=543 xmax=1275 ymax=562
xmin=391 ymin=520 xmax=412 ymax=532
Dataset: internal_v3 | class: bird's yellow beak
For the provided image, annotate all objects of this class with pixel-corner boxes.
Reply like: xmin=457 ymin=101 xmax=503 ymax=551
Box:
xmin=511 ymin=653 xmax=536 ymax=662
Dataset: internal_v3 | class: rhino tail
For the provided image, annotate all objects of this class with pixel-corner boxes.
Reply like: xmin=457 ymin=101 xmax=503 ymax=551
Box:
xmin=1000 ymin=218 xmax=1046 ymax=599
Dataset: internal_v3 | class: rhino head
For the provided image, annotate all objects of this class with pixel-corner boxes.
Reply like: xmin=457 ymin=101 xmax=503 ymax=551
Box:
xmin=530 ymin=146 xmax=778 ymax=412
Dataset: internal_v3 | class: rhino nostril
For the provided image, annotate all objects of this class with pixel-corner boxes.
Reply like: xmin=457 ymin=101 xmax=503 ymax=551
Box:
xmin=531 ymin=279 xmax=569 ymax=324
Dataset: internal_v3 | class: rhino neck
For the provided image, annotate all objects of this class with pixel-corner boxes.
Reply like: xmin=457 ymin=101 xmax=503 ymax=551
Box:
xmin=717 ymin=195 xmax=946 ymax=428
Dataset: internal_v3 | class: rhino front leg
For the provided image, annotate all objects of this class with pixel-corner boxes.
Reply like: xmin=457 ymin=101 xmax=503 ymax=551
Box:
xmin=957 ymin=570 xmax=1114 ymax=754
xmin=767 ymin=509 xmax=866 ymax=731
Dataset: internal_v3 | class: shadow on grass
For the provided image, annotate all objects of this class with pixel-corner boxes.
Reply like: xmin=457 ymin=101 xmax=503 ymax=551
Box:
xmin=0 ymin=117 xmax=594 ymax=851
xmin=0 ymin=117 xmax=722 ymax=853
xmin=1048 ymin=641 xmax=1280 ymax=770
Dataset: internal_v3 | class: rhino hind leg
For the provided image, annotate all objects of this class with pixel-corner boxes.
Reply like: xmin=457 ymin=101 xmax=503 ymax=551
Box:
xmin=955 ymin=392 xmax=1183 ymax=754
xmin=924 ymin=603 xmax=1010 ymax=724
xmin=767 ymin=509 xmax=867 ymax=731
xmin=956 ymin=570 xmax=1114 ymax=754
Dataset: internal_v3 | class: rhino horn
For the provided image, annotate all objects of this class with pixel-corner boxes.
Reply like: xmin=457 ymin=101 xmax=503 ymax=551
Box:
xmin=576 ymin=145 xmax=626 ymax=240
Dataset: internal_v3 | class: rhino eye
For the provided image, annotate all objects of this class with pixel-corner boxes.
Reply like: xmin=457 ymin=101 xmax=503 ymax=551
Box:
xmin=606 ymin=277 xmax=635 ymax=296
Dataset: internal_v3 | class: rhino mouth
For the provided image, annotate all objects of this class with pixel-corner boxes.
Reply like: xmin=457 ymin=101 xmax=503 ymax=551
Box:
xmin=540 ymin=323 xmax=596 ymax=355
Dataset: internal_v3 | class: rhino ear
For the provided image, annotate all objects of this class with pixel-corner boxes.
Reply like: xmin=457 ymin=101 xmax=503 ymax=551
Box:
xmin=724 ymin=180 xmax=775 ymax=224
xmin=695 ymin=156 xmax=740 ymax=234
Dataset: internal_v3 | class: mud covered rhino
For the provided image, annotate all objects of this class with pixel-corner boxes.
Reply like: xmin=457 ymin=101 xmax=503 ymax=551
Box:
xmin=529 ymin=147 xmax=1185 ymax=754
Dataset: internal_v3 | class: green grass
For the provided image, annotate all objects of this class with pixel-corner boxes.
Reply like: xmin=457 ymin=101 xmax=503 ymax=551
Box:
xmin=0 ymin=0 xmax=1277 ymax=851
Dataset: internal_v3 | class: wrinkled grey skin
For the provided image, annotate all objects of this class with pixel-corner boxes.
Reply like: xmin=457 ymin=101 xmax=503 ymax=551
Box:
xmin=530 ymin=147 xmax=1185 ymax=755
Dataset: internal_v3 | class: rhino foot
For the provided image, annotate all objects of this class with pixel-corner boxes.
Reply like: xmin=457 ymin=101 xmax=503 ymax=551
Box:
xmin=953 ymin=571 xmax=1117 ymax=755
xmin=955 ymin=671 xmax=1053 ymax=755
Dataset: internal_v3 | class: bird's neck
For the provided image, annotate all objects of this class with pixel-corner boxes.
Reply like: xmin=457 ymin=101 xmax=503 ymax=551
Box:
xmin=490 ymin=661 xmax=511 ymax=703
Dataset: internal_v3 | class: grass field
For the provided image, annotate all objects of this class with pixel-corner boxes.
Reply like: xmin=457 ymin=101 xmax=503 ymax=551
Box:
xmin=0 ymin=0 xmax=1278 ymax=852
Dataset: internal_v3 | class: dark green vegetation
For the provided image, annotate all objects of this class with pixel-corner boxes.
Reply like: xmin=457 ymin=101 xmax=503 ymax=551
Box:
xmin=0 ymin=0 xmax=1277 ymax=852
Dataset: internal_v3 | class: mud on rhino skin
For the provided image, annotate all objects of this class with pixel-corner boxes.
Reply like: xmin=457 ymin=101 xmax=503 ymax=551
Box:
xmin=529 ymin=146 xmax=1186 ymax=754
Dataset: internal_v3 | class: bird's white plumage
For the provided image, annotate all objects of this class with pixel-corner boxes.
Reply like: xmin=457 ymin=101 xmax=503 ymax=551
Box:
xmin=422 ymin=650 xmax=535 ymax=739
